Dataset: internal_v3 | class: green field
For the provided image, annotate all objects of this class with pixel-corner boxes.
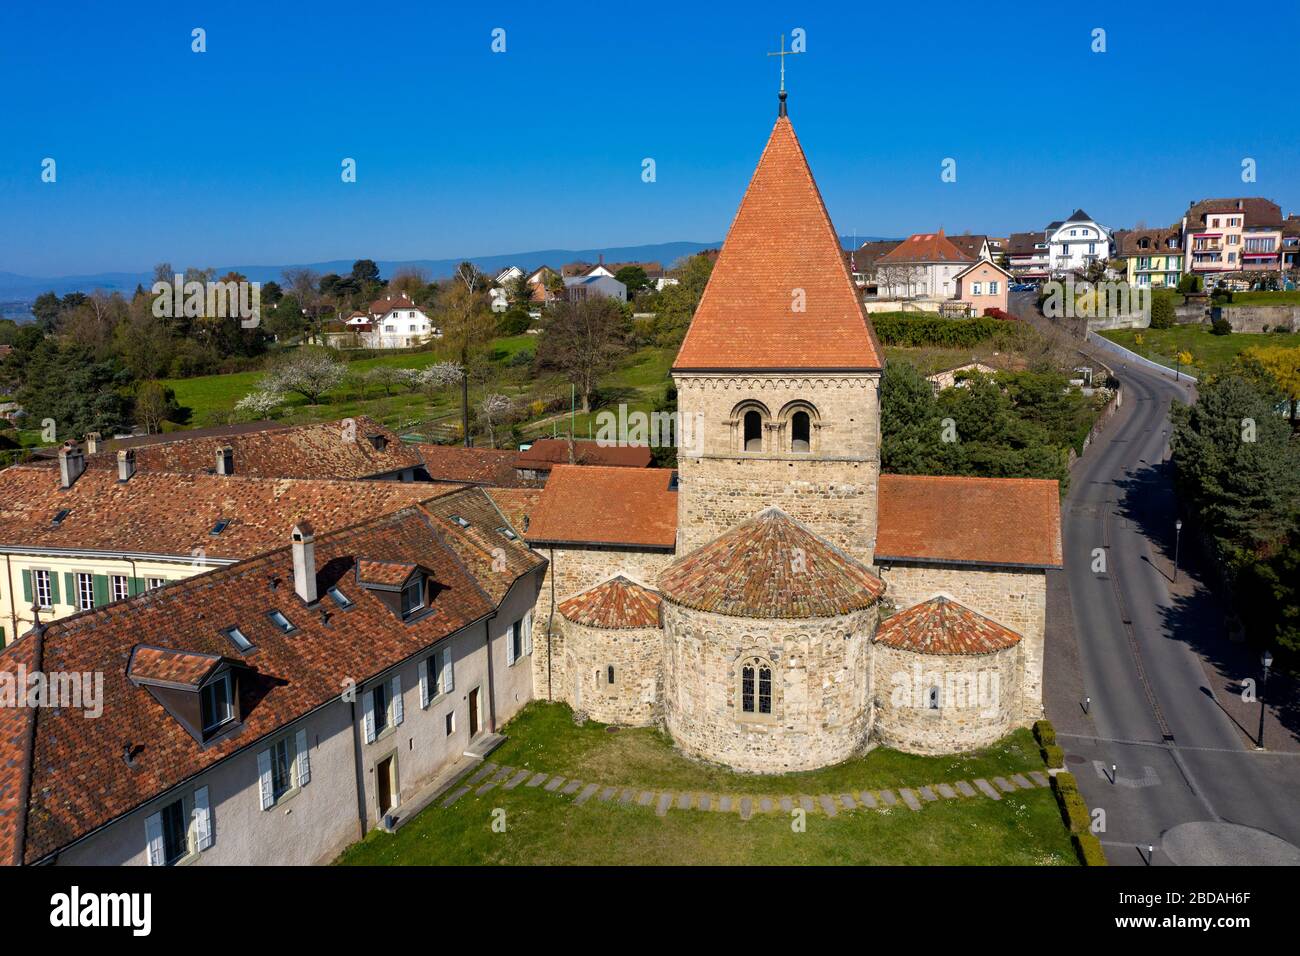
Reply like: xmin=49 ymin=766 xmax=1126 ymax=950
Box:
xmin=334 ymin=702 xmax=1075 ymax=866
xmin=1227 ymin=290 xmax=1300 ymax=305
xmin=1099 ymin=325 xmax=1300 ymax=377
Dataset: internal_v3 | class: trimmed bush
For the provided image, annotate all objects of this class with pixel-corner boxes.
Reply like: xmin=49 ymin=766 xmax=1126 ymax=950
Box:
xmin=1050 ymin=771 xmax=1078 ymax=796
xmin=1073 ymin=832 xmax=1108 ymax=866
xmin=1032 ymin=719 xmax=1056 ymax=747
xmin=1060 ymin=791 xmax=1091 ymax=832
xmin=871 ymin=313 xmax=1029 ymax=349
xmin=1041 ymin=743 xmax=1065 ymax=768
xmin=1210 ymin=317 xmax=1232 ymax=335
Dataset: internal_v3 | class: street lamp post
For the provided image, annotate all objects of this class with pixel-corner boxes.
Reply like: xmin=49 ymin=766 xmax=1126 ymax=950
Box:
xmin=1257 ymin=650 xmax=1273 ymax=750
xmin=1173 ymin=518 xmax=1183 ymax=583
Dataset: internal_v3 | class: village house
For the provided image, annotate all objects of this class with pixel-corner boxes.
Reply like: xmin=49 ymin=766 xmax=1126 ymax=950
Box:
xmin=1182 ymin=197 xmax=1283 ymax=284
xmin=873 ymin=230 xmax=974 ymax=301
xmin=1115 ymin=226 xmax=1184 ymax=288
xmin=952 ymin=259 xmax=1011 ymax=314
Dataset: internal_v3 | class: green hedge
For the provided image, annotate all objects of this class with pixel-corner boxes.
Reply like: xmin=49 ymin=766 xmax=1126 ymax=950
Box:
xmin=872 ymin=313 xmax=1024 ymax=349
xmin=1072 ymin=832 xmax=1108 ymax=866
xmin=1033 ymin=719 xmax=1056 ymax=748
xmin=1051 ymin=771 xmax=1078 ymax=796
xmin=1041 ymin=744 xmax=1065 ymax=768
xmin=1059 ymin=791 xmax=1091 ymax=832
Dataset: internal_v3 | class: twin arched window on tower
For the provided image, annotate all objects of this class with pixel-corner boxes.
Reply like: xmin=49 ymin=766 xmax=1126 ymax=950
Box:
xmin=738 ymin=656 xmax=775 ymax=719
xmin=735 ymin=401 xmax=817 ymax=454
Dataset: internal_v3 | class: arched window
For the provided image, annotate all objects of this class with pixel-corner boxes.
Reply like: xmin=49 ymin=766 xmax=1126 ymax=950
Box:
xmin=927 ymin=686 xmax=941 ymax=710
xmin=740 ymin=659 xmax=773 ymax=715
xmin=791 ymin=411 xmax=810 ymax=452
xmin=743 ymin=410 xmax=762 ymax=451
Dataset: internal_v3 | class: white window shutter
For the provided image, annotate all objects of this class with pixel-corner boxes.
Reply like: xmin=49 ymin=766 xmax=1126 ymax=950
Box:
xmin=524 ymin=611 xmax=533 ymax=655
xmin=145 ymin=811 xmax=165 ymax=866
xmin=257 ymin=749 xmax=274 ymax=810
xmin=391 ymin=674 xmax=404 ymax=727
xmin=506 ymin=626 xmax=516 ymax=666
xmin=443 ymin=648 xmax=454 ymax=693
xmin=193 ymin=786 xmax=213 ymax=851
xmin=363 ymin=690 xmax=376 ymax=744
xmin=419 ymin=658 xmax=430 ymax=708
xmin=295 ymin=729 xmax=311 ymax=787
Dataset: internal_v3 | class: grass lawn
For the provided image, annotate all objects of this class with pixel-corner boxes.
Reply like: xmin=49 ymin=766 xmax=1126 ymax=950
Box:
xmin=1228 ymin=290 xmax=1300 ymax=305
xmin=334 ymin=702 xmax=1075 ymax=866
xmin=1100 ymin=325 xmax=1300 ymax=377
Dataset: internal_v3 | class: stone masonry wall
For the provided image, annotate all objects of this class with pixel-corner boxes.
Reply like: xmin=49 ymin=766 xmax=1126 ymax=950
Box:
xmin=876 ymin=562 xmax=1046 ymax=721
xmin=562 ymin=621 xmax=662 ymax=726
xmin=661 ymin=600 xmax=877 ymax=773
xmin=530 ymin=544 xmax=674 ymax=702
xmin=872 ymin=642 xmax=1021 ymax=754
xmin=673 ymin=373 xmax=881 ymax=565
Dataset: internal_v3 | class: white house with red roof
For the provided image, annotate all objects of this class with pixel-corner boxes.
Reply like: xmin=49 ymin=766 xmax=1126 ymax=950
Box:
xmin=361 ymin=292 xmax=436 ymax=348
xmin=873 ymin=229 xmax=975 ymax=300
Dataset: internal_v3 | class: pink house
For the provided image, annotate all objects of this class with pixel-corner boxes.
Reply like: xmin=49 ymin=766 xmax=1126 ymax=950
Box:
xmin=953 ymin=260 xmax=1011 ymax=315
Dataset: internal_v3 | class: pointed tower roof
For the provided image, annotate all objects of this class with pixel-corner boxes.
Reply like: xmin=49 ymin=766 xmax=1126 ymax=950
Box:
xmin=558 ymin=575 xmax=662 ymax=629
xmin=673 ymin=116 xmax=883 ymax=372
xmin=658 ymin=508 xmax=884 ymax=618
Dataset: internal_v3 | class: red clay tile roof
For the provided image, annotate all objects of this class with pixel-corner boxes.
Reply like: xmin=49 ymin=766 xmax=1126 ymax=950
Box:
xmin=672 ymin=116 xmax=883 ymax=371
xmin=1186 ymin=197 xmax=1282 ymax=229
xmin=483 ymin=487 xmax=543 ymax=536
xmin=128 ymin=646 xmax=227 ymax=688
xmin=944 ymin=234 xmax=988 ymax=260
xmin=369 ymin=293 xmax=421 ymax=316
xmin=877 ymin=474 xmax=1062 ymax=568
xmin=659 ymin=508 xmax=884 ymax=619
xmin=81 ymin=417 xmax=423 ymax=481
xmin=515 ymin=439 xmax=653 ymax=470
xmin=877 ymin=229 xmax=974 ymax=265
xmin=0 ymin=505 xmax=521 ymax=865
xmin=876 ymin=596 xmax=1022 ymax=655
xmin=414 ymin=443 xmax=535 ymax=487
xmin=558 ymin=576 xmax=662 ymax=629
xmin=0 ymin=465 xmax=457 ymax=560
xmin=356 ymin=559 xmax=418 ymax=588
xmin=524 ymin=465 xmax=677 ymax=549
xmin=418 ymin=487 xmax=545 ymax=604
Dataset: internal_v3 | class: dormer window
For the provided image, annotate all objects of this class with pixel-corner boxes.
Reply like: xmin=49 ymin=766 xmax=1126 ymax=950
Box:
xmin=401 ymin=577 xmax=425 ymax=616
xmin=267 ymin=610 xmax=296 ymax=633
xmin=366 ymin=433 xmax=388 ymax=452
xmin=223 ymin=626 xmax=253 ymax=653
xmin=201 ymin=673 xmax=235 ymax=733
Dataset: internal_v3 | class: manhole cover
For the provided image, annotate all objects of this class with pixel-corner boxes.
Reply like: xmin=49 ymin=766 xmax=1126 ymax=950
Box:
xmin=1066 ymin=754 xmax=1087 ymax=765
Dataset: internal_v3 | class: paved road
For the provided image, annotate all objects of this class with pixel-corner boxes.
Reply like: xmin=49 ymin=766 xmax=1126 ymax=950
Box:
xmin=1044 ymin=323 xmax=1300 ymax=865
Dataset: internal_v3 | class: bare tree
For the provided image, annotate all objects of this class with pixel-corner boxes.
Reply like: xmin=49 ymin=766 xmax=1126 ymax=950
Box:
xmin=536 ymin=295 xmax=631 ymax=413
xmin=282 ymin=267 xmax=323 ymax=336
xmin=478 ymin=393 xmax=513 ymax=448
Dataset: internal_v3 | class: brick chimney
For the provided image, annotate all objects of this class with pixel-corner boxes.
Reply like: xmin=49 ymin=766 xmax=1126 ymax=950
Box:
xmin=216 ymin=445 xmax=234 ymax=475
xmin=58 ymin=441 xmax=85 ymax=489
xmin=117 ymin=448 xmax=135 ymax=482
xmin=291 ymin=521 xmax=318 ymax=604
xmin=85 ymin=432 xmax=101 ymax=455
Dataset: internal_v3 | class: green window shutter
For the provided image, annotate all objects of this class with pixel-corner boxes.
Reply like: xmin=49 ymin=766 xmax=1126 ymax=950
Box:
xmin=63 ymin=573 xmax=74 ymax=606
xmin=50 ymin=573 xmax=61 ymax=605
xmin=0 ymin=626 xmax=6 ymax=646
xmin=93 ymin=574 xmax=110 ymax=608
xmin=130 ymin=577 xmax=145 ymax=597
xmin=21 ymin=570 xmax=32 ymax=604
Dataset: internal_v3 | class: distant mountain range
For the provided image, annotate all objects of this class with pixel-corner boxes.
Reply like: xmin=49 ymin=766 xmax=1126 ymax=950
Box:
xmin=0 ymin=236 xmax=895 ymax=320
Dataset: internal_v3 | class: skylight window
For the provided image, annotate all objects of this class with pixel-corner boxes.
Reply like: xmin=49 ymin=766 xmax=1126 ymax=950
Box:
xmin=267 ymin=610 xmax=295 ymax=633
xmin=223 ymin=627 xmax=253 ymax=652
xmin=448 ymin=514 xmax=471 ymax=528
xmin=327 ymin=586 xmax=353 ymax=609
xmin=51 ymin=508 xmax=70 ymax=526
xmin=210 ymin=518 xmax=231 ymax=536
xmin=497 ymin=526 xmax=518 ymax=541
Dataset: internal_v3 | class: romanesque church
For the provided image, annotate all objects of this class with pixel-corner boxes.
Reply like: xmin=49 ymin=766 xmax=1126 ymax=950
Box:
xmin=526 ymin=101 xmax=1063 ymax=772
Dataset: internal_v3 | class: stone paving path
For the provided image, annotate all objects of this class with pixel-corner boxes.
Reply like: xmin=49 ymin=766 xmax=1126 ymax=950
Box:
xmin=439 ymin=760 xmax=1054 ymax=821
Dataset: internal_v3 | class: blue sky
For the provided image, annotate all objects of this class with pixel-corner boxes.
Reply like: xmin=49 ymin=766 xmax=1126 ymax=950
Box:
xmin=2 ymin=1 xmax=1298 ymax=276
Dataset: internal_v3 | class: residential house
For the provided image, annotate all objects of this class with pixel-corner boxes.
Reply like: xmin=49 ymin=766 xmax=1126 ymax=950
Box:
xmin=363 ymin=292 xmax=436 ymax=348
xmin=1045 ymin=209 xmax=1112 ymax=275
xmin=1008 ymin=231 xmax=1050 ymax=280
xmin=926 ymin=362 xmax=998 ymax=393
xmin=952 ymin=259 xmax=1011 ymax=314
xmin=844 ymin=240 xmax=901 ymax=291
xmin=946 ymin=234 xmax=993 ymax=262
xmin=1182 ymin=198 xmax=1283 ymax=282
xmin=873 ymin=230 xmax=974 ymax=300
xmin=514 ymin=439 xmax=653 ymax=483
xmin=1282 ymin=215 xmax=1300 ymax=275
xmin=0 ymin=493 xmax=545 ymax=866
xmin=562 ymin=275 xmax=627 ymax=303
xmin=1116 ymin=226 xmax=1184 ymax=288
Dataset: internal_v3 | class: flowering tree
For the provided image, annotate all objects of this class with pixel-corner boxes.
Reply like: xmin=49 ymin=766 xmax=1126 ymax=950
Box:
xmin=478 ymin=393 xmax=513 ymax=448
xmin=263 ymin=348 xmax=347 ymax=405
xmin=234 ymin=390 xmax=285 ymax=420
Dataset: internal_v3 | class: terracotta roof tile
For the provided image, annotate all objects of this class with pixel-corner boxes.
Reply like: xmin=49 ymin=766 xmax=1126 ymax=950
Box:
xmin=0 ymin=465 xmax=457 ymax=560
xmin=0 ymin=506 xmax=508 ymax=864
xmin=558 ymin=576 xmax=662 ymax=629
xmin=515 ymin=439 xmax=653 ymax=470
xmin=413 ymin=443 xmax=535 ymax=487
xmin=355 ymin=559 xmax=418 ymax=588
xmin=877 ymin=229 xmax=975 ymax=265
xmin=127 ymin=646 xmax=226 ymax=688
xmin=659 ymin=508 xmax=884 ymax=619
xmin=876 ymin=596 xmax=1022 ymax=655
xmin=877 ymin=474 xmax=1062 ymax=568
xmin=418 ymin=487 xmax=545 ymax=604
xmin=483 ymin=487 xmax=543 ymax=536
xmin=673 ymin=116 xmax=883 ymax=371
xmin=79 ymin=417 xmax=423 ymax=481
xmin=525 ymin=465 xmax=677 ymax=549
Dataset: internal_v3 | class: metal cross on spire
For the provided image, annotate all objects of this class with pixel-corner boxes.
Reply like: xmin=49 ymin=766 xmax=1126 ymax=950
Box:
xmin=767 ymin=33 xmax=803 ymax=116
